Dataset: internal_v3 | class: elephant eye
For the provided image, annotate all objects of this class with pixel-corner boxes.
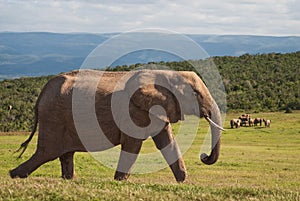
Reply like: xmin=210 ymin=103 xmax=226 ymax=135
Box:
xmin=193 ymin=91 xmax=198 ymax=96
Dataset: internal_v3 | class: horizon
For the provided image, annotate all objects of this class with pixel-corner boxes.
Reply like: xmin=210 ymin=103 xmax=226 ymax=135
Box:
xmin=0 ymin=31 xmax=299 ymax=80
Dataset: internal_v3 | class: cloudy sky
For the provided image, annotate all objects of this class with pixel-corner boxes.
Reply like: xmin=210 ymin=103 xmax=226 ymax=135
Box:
xmin=0 ymin=0 xmax=299 ymax=36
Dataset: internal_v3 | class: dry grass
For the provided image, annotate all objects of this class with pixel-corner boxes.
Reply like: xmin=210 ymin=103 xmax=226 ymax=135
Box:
xmin=0 ymin=111 xmax=299 ymax=200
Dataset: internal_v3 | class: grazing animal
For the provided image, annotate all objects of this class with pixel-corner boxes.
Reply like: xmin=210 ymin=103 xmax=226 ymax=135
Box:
xmin=239 ymin=114 xmax=250 ymax=126
xmin=263 ymin=119 xmax=271 ymax=127
xmin=254 ymin=118 xmax=262 ymax=126
xmin=230 ymin=119 xmax=241 ymax=128
xmin=248 ymin=118 xmax=255 ymax=127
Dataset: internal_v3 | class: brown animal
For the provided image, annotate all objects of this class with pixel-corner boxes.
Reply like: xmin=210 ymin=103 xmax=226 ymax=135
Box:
xmin=239 ymin=114 xmax=250 ymax=126
xmin=230 ymin=119 xmax=241 ymax=128
xmin=263 ymin=119 xmax=271 ymax=127
xmin=254 ymin=118 xmax=262 ymax=126
xmin=10 ymin=70 xmax=223 ymax=182
xmin=248 ymin=118 xmax=255 ymax=127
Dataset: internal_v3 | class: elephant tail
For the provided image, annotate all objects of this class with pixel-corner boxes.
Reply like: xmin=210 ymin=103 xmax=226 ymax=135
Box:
xmin=14 ymin=96 xmax=40 ymax=158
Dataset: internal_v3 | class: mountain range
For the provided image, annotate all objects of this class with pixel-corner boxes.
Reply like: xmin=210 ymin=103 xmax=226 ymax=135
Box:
xmin=0 ymin=32 xmax=299 ymax=79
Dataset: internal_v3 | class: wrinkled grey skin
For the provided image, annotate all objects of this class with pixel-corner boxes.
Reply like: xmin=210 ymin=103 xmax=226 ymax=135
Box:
xmin=10 ymin=70 xmax=222 ymax=182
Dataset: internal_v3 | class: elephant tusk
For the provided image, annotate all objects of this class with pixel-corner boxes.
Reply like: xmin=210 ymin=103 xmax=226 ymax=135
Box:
xmin=205 ymin=116 xmax=225 ymax=131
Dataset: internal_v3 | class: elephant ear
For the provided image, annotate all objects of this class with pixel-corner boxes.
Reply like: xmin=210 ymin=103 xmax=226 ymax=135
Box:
xmin=126 ymin=71 xmax=181 ymax=123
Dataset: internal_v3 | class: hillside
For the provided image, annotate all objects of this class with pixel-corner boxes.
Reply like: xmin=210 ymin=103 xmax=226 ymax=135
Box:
xmin=0 ymin=52 xmax=299 ymax=131
xmin=1 ymin=32 xmax=300 ymax=79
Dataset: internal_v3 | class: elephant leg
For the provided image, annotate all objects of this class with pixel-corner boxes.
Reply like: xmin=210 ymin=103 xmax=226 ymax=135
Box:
xmin=152 ymin=123 xmax=187 ymax=182
xmin=114 ymin=135 xmax=143 ymax=181
xmin=59 ymin=152 xmax=75 ymax=179
xmin=10 ymin=150 xmax=57 ymax=178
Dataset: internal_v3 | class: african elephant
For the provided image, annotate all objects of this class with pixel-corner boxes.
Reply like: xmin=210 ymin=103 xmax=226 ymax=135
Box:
xmin=230 ymin=119 xmax=241 ymax=128
xmin=10 ymin=70 xmax=223 ymax=182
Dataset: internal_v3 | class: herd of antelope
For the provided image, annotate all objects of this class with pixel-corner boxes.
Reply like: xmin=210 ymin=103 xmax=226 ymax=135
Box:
xmin=230 ymin=114 xmax=271 ymax=129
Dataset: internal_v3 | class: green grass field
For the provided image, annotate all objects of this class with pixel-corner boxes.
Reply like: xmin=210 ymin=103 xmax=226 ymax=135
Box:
xmin=0 ymin=111 xmax=299 ymax=200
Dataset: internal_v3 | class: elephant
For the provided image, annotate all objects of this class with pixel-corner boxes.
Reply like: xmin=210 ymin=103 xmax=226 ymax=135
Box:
xmin=10 ymin=70 xmax=224 ymax=182
xmin=263 ymin=119 xmax=271 ymax=127
xmin=254 ymin=118 xmax=262 ymax=126
xmin=230 ymin=119 xmax=241 ymax=128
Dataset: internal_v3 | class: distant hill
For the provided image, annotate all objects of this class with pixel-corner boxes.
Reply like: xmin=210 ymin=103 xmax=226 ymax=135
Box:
xmin=0 ymin=32 xmax=299 ymax=79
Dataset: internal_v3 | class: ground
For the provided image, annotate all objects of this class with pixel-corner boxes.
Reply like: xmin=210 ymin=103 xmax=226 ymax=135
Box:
xmin=0 ymin=111 xmax=299 ymax=200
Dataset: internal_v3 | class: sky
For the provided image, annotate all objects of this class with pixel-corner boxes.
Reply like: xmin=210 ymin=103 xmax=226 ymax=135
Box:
xmin=0 ymin=0 xmax=299 ymax=36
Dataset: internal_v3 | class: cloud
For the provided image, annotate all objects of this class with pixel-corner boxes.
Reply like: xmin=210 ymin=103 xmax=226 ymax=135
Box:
xmin=0 ymin=0 xmax=299 ymax=35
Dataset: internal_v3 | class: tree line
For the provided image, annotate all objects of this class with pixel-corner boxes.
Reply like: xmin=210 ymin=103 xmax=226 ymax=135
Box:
xmin=0 ymin=52 xmax=299 ymax=131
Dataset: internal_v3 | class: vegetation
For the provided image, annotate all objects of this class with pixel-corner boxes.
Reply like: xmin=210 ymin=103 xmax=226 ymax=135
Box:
xmin=0 ymin=76 xmax=53 ymax=131
xmin=214 ymin=52 xmax=300 ymax=112
xmin=0 ymin=52 xmax=299 ymax=131
xmin=0 ymin=112 xmax=299 ymax=200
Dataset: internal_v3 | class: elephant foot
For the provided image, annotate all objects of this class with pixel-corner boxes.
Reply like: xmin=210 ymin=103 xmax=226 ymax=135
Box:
xmin=60 ymin=152 xmax=74 ymax=180
xmin=9 ymin=168 xmax=29 ymax=179
xmin=62 ymin=172 xmax=74 ymax=180
xmin=170 ymin=159 xmax=187 ymax=183
xmin=114 ymin=171 xmax=130 ymax=181
xmin=174 ymin=170 xmax=187 ymax=183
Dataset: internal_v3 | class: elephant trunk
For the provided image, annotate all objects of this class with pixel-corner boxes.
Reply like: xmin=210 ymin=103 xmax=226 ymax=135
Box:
xmin=200 ymin=101 xmax=222 ymax=165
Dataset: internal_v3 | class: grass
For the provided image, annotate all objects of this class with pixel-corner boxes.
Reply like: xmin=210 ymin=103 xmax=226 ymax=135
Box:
xmin=0 ymin=111 xmax=299 ymax=200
